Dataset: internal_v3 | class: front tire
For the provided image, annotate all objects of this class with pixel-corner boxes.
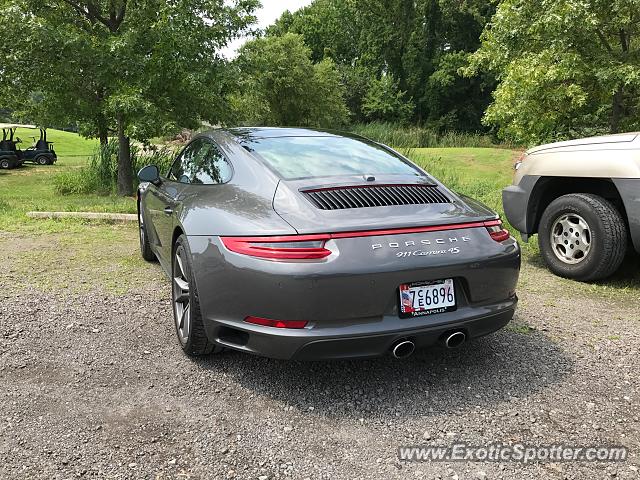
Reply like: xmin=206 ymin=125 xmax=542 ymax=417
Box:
xmin=0 ymin=159 xmax=10 ymax=169
xmin=36 ymin=156 xmax=50 ymax=165
xmin=172 ymin=235 xmax=219 ymax=356
xmin=538 ymin=193 xmax=627 ymax=281
xmin=138 ymin=208 xmax=156 ymax=262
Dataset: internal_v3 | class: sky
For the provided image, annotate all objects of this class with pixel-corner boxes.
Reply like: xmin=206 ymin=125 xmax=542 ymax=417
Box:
xmin=221 ymin=0 xmax=313 ymax=58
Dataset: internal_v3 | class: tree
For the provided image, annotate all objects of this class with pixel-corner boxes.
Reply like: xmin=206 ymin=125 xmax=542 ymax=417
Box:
xmin=469 ymin=0 xmax=640 ymax=145
xmin=362 ymin=75 xmax=414 ymax=123
xmin=269 ymin=0 xmax=496 ymax=131
xmin=231 ymin=34 xmax=348 ymax=127
xmin=266 ymin=0 xmax=372 ymax=123
xmin=267 ymin=0 xmax=360 ymax=64
xmin=0 ymin=0 xmax=258 ymax=195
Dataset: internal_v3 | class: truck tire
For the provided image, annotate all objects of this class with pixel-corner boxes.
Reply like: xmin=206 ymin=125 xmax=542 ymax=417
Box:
xmin=0 ymin=159 xmax=9 ymax=169
xmin=538 ymin=193 xmax=627 ymax=281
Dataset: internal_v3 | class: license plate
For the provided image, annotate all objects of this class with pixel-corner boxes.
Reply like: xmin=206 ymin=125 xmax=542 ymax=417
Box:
xmin=399 ymin=279 xmax=456 ymax=318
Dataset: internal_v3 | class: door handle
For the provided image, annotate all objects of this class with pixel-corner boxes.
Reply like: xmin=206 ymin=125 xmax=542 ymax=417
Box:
xmin=163 ymin=207 xmax=174 ymax=215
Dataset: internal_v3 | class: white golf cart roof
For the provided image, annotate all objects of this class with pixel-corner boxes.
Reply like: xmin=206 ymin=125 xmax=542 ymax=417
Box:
xmin=0 ymin=124 xmax=38 ymax=129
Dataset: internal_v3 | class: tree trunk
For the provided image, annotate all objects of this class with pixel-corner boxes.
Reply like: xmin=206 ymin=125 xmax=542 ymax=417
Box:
xmin=116 ymin=114 xmax=134 ymax=196
xmin=610 ymin=29 xmax=629 ymax=134
xmin=611 ymin=86 xmax=624 ymax=134
xmin=98 ymin=125 xmax=108 ymax=146
xmin=96 ymin=113 xmax=109 ymax=145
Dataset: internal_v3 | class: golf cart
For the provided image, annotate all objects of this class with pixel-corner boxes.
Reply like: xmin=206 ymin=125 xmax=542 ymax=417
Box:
xmin=5 ymin=124 xmax=58 ymax=166
xmin=0 ymin=124 xmax=58 ymax=165
xmin=0 ymin=124 xmax=21 ymax=169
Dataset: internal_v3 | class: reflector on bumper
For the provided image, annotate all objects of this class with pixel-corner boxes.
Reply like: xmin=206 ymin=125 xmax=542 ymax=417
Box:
xmin=244 ymin=316 xmax=308 ymax=329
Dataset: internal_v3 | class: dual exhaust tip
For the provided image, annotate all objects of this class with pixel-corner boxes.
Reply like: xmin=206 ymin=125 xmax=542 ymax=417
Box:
xmin=443 ymin=331 xmax=467 ymax=349
xmin=391 ymin=331 xmax=467 ymax=359
xmin=391 ymin=340 xmax=416 ymax=359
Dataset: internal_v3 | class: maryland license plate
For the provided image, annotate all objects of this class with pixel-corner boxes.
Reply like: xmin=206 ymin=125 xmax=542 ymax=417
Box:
xmin=399 ymin=279 xmax=456 ymax=318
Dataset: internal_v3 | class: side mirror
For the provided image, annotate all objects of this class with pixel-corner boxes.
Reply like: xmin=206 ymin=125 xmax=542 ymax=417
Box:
xmin=138 ymin=165 xmax=161 ymax=185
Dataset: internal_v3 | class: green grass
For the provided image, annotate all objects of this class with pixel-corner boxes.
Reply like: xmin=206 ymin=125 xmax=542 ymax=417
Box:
xmin=12 ymin=127 xmax=98 ymax=157
xmin=350 ymin=122 xmax=499 ymax=148
xmin=507 ymin=323 xmax=536 ymax=334
xmin=0 ymin=129 xmax=135 ymax=232
xmin=3 ymin=223 xmax=164 ymax=294
xmin=411 ymin=147 xmax=517 ymax=184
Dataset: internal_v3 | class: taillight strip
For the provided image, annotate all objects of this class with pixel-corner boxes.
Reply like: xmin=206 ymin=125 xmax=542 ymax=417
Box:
xmin=330 ymin=220 xmax=501 ymax=239
xmin=222 ymin=220 xmax=500 ymax=245
xmin=223 ymin=234 xmax=331 ymax=243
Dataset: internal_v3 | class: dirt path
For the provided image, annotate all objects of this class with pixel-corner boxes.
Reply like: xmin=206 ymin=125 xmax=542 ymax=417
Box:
xmin=1 ymin=225 xmax=638 ymax=479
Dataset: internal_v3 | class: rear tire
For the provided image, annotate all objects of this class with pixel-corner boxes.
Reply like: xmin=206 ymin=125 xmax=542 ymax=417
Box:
xmin=172 ymin=235 xmax=220 ymax=357
xmin=0 ymin=159 xmax=9 ymax=169
xmin=538 ymin=193 xmax=627 ymax=281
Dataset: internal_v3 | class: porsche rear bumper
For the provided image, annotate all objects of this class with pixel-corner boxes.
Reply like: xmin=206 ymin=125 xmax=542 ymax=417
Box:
xmin=187 ymin=226 xmax=521 ymax=360
xmin=206 ymin=296 xmax=516 ymax=360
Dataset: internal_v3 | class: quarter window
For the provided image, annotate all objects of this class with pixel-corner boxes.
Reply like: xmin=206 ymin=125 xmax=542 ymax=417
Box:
xmin=169 ymin=140 xmax=201 ymax=183
xmin=169 ymin=139 xmax=232 ymax=185
xmin=190 ymin=141 xmax=232 ymax=185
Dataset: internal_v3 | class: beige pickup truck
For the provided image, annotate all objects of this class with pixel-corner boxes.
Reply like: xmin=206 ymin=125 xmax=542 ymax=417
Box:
xmin=503 ymin=133 xmax=640 ymax=281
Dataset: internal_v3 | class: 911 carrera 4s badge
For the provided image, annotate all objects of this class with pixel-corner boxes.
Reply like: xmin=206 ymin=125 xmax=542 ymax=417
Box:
xmin=396 ymin=247 xmax=461 ymax=257
xmin=399 ymin=279 xmax=457 ymax=318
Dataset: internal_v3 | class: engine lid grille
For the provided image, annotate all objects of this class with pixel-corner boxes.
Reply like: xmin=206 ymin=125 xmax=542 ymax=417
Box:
xmin=302 ymin=184 xmax=451 ymax=210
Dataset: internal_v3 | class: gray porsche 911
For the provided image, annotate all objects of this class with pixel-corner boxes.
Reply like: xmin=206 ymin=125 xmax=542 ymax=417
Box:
xmin=137 ymin=128 xmax=520 ymax=360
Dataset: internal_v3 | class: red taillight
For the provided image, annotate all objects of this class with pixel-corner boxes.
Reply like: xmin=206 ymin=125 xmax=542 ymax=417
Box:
xmin=485 ymin=220 xmax=510 ymax=242
xmin=244 ymin=316 xmax=308 ymax=329
xmin=221 ymin=235 xmax=332 ymax=259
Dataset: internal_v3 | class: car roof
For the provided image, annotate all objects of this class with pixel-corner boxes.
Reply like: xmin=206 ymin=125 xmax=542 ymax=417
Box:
xmin=226 ymin=127 xmax=344 ymax=139
xmin=199 ymin=128 xmax=379 ymax=156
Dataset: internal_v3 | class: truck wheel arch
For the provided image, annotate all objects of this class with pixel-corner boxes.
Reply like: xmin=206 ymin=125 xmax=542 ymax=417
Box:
xmin=528 ymin=177 xmax=627 ymax=235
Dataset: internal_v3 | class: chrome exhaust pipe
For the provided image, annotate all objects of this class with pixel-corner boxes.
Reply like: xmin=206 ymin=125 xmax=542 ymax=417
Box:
xmin=443 ymin=331 xmax=466 ymax=349
xmin=391 ymin=340 xmax=415 ymax=359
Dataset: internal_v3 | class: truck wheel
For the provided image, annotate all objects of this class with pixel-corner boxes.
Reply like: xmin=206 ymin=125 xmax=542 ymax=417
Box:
xmin=539 ymin=193 xmax=627 ymax=281
xmin=36 ymin=156 xmax=50 ymax=165
xmin=0 ymin=159 xmax=9 ymax=169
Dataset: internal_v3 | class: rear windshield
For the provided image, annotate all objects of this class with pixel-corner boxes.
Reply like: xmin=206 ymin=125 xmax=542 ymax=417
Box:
xmin=243 ymin=136 xmax=421 ymax=180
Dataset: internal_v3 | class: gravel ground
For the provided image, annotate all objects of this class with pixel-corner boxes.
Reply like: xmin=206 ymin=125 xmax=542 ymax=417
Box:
xmin=0 ymin=226 xmax=639 ymax=479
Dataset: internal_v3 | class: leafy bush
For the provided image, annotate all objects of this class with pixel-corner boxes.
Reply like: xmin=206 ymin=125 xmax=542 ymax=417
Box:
xmin=350 ymin=122 xmax=497 ymax=149
xmin=362 ymin=76 xmax=414 ymax=123
xmin=52 ymin=169 xmax=97 ymax=196
xmin=54 ymin=141 xmax=178 ymax=196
